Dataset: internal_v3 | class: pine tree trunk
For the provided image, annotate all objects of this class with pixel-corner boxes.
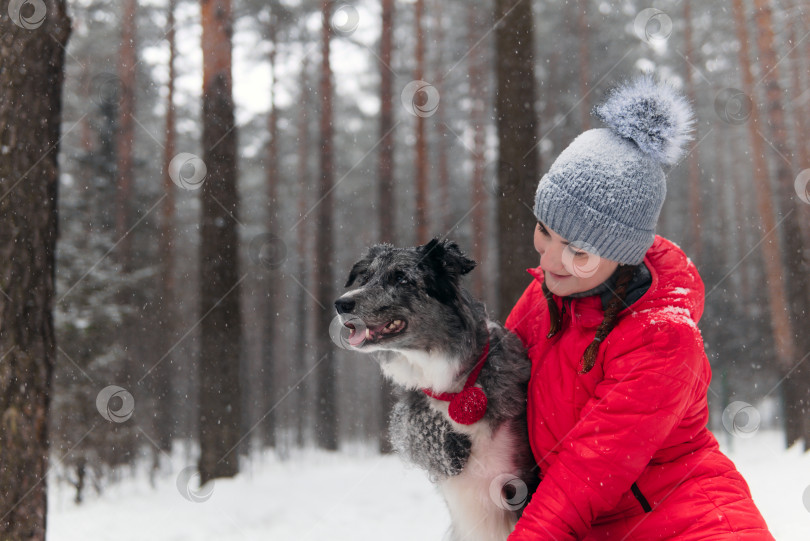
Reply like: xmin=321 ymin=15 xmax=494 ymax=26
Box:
xmin=494 ymin=0 xmax=540 ymax=321
xmin=199 ymin=0 xmax=242 ymax=483
xmin=545 ymin=49 xmax=561 ymax=155
xmin=804 ymin=5 xmax=810 ymax=240
xmin=262 ymin=10 xmax=280 ymax=449
xmin=731 ymin=0 xmax=801 ymax=447
xmin=752 ymin=0 xmax=810 ymax=449
xmin=682 ymin=0 xmax=703 ymax=264
xmin=114 ymin=0 xmax=138 ymax=447
xmin=154 ymin=0 xmax=178 ymax=454
xmin=575 ymin=0 xmax=590 ymax=131
xmin=0 ymin=2 xmax=71 ymax=537
xmin=468 ymin=4 xmax=488 ymax=302
xmin=433 ymin=0 xmax=450 ymax=236
xmin=378 ymin=0 xmax=395 ymax=244
xmin=787 ymin=0 xmax=810 ymax=247
xmin=727 ymin=111 xmax=753 ymax=298
xmin=730 ymin=0 xmax=794 ymax=360
xmin=295 ymin=57 xmax=312 ymax=449
xmin=79 ymin=65 xmax=94 ymax=153
xmin=377 ymin=0 xmax=396 ymax=453
xmin=115 ymin=0 xmax=137 ymax=271
xmin=787 ymin=2 xmax=810 ymax=247
xmin=414 ymin=0 xmax=429 ymax=243
xmin=314 ymin=0 xmax=339 ymax=450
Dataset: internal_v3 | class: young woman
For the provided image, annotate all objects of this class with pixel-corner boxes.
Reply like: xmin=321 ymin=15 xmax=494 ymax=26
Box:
xmin=505 ymin=77 xmax=774 ymax=540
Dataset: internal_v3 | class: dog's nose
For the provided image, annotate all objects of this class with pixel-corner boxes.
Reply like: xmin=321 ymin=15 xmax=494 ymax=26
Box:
xmin=334 ymin=298 xmax=356 ymax=314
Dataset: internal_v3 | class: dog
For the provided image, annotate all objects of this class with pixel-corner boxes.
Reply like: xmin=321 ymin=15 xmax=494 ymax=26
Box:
xmin=334 ymin=238 xmax=538 ymax=541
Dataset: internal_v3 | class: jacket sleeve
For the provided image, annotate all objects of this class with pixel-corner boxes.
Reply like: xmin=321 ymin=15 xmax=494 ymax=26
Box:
xmin=508 ymin=321 xmax=705 ymax=540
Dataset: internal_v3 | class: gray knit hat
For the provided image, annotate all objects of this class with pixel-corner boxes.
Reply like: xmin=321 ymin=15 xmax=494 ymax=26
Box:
xmin=534 ymin=76 xmax=695 ymax=265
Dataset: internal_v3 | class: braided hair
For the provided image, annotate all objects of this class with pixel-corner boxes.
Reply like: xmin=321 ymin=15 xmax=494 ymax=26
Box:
xmin=541 ymin=264 xmax=637 ymax=374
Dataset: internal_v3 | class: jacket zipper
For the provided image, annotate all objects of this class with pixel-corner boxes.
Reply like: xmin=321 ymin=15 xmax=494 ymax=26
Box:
xmin=548 ymin=297 xmax=570 ymax=345
xmin=560 ymin=297 xmax=570 ymax=325
xmin=631 ymin=482 xmax=653 ymax=513
xmin=560 ymin=296 xmax=653 ymax=514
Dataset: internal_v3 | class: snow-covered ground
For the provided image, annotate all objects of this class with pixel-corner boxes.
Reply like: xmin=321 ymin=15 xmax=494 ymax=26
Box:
xmin=48 ymin=430 xmax=809 ymax=540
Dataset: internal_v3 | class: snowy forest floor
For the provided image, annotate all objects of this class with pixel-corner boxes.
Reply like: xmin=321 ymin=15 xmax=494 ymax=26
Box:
xmin=48 ymin=430 xmax=808 ymax=540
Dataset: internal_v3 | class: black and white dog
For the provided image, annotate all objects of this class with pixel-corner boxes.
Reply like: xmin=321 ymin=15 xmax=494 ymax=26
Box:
xmin=334 ymin=238 xmax=537 ymax=541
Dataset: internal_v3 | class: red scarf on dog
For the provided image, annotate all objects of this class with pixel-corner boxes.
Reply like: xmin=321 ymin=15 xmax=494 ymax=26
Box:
xmin=422 ymin=341 xmax=489 ymax=425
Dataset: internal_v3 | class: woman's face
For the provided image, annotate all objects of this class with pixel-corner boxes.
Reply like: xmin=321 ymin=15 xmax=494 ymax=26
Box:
xmin=533 ymin=220 xmax=620 ymax=297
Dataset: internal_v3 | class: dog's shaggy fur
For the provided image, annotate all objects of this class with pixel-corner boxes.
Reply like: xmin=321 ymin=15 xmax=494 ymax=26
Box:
xmin=334 ymin=239 xmax=538 ymax=541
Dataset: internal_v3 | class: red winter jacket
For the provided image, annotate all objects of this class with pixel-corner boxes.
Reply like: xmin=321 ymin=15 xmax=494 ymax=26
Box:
xmin=505 ymin=236 xmax=773 ymax=540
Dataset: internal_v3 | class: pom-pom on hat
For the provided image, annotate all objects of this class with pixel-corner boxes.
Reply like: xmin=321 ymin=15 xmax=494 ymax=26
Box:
xmin=534 ymin=76 xmax=695 ymax=265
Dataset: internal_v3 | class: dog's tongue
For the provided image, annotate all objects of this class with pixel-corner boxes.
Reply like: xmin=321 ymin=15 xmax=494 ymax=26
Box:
xmin=347 ymin=326 xmax=367 ymax=347
xmin=349 ymin=329 xmax=366 ymax=348
xmin=346 ymin=321 xmax=399 ymax=348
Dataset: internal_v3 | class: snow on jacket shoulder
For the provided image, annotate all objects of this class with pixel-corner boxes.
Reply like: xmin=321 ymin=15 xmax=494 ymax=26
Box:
xmin=505 ymin=235 xmax=774 ymax=540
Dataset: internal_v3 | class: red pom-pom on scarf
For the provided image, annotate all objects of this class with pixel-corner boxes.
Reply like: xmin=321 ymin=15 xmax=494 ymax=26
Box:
xmin=423 ymin=341 xmax=490 ymax=425
xmin=448 ymin=386 xmax=488 ymax=425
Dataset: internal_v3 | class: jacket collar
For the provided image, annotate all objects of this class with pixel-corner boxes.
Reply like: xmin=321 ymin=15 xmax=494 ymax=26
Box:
xmin=526 ymin=260 xmax=653 ymax=329
xmin=526 ymin=235 xmax=704 ymax=329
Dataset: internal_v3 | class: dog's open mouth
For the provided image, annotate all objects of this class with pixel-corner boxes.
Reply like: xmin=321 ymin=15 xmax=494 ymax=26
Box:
xmin=344 ymin=318 xmax=407 ymax=347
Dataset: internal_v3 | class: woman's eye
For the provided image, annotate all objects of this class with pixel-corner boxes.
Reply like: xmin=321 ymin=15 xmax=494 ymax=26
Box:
xmin=567 ymin=245 xmax=587 ymax=257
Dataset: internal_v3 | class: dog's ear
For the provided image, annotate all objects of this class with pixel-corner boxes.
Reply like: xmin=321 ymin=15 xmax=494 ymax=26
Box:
xmin=418 ymin=239 xmax=476 ymax=303
xmin=344 ymin=244 xmax=390 ymax=287
xmin=419 ymin=238 xmax=476 ymax=279
xmin=441 ymin=240 xmax=476 ymax=277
